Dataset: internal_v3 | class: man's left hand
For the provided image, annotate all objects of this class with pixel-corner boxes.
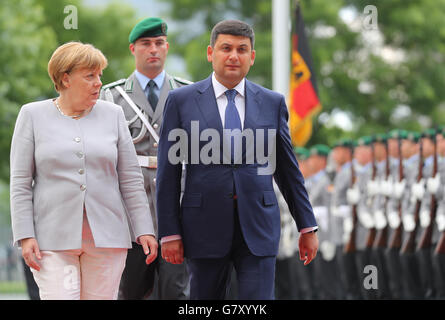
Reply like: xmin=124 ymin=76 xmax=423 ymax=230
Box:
xmin=298 ymin=231 xmax=319 ymax=266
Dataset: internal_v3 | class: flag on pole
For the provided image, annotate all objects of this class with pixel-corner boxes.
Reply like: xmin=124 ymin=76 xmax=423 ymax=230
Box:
xmin=288 ymin=2 xmax=322 ymax=147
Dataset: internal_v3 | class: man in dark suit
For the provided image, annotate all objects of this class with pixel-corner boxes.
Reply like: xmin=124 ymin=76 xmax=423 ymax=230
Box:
xmin=156 ymin=19 xmax=318 ymax=300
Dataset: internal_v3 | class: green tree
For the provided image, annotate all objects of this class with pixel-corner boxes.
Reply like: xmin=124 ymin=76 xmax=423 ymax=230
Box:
xmin=161 ymin=0 xmax=445 ymax=147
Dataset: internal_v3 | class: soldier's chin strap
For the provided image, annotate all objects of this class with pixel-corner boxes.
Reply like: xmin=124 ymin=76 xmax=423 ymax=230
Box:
xmin=115 ymin=85 xmax=160 ymax=143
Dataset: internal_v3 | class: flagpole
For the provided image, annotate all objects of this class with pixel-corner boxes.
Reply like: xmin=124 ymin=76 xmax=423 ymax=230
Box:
xmin=272 ymin=0 xmax=290 ymax=96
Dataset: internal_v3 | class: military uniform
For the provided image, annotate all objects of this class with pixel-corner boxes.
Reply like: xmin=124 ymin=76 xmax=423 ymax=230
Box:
xmin=330 ymin=139 xmax=356 ymax=299
xmin=306 ymin=145 xmax=338 ymax=299
xmin=99 ymin=17 xmax=192 ymax=300
xmin=384 ymin=129 xmax=406 ymax=300
xmin=274 ymin=147 xmax=308 ymax=300
xmin=414 ymin=129 xmax=440 ymax=299
xmin=353 ymin=136 xmax=377 ymax=300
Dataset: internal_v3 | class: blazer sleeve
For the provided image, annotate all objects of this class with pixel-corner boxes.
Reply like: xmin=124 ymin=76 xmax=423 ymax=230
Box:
xmin=156 ymin=92 xmax=183 ymax=239
xmin=273 ymin=96 xmax=317 ymax=231
xmin=10 ymin=106 xmax=36 ymax=246
xmin=116 ymin=107 xmax=155 ymax=239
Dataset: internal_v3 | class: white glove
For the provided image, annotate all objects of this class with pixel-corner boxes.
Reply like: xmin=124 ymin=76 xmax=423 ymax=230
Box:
xmin=358 ymin=211 xmax=374 ymax=229
xmin=394 ymin=179 xmax=406 ymax=200
xmin=420 ymin=210 xmax=431 ymax=228
xmin=367 ymin=180 xmax=379 ymax=197
xmin=320 ymin=241 xmax=336 ymax=261
xmin=427 ymin=174 xmax=441 ymax=196
xmin=388 ymin=211 xmax=401 ymax=229
xmin=374 ymin=210 xmax=387 ymax=230
xmin=347 ymin=187 xmax=360 ymax=205
xmin=402 ymin=214 xmax=416 ymax=232
xmin=380 ymin=179 xmax=393 ymax=197
xmin=411 ymin=179 xmax=425 ymax=201
xmin=436 ymin=214 xmax=445 ymax=232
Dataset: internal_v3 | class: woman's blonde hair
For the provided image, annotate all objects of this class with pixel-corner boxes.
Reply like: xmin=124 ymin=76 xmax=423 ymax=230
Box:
xmin=48 ymin=42 xmax=108 ymax=92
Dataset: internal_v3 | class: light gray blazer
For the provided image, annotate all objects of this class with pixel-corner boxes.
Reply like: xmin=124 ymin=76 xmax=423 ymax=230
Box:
xmin=10 ymin=99 xmax=155 ymax=250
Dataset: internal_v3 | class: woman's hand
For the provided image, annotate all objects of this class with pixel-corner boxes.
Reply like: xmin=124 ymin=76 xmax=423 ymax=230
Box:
xmin=21 ymin=238 xmax=42 ymax=271
xmin=138 ymin=235 xmax=158 ymax=265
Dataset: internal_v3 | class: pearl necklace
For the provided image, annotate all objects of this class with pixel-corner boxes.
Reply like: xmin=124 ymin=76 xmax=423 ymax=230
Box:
xmin=55 ymin=98 xmax=86 ymax=119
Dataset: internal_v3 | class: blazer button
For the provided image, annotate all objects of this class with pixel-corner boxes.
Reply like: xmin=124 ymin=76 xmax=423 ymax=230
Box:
xmin=80 ymin=184 xmax=86 ymax=191
xmin=78 ymin=169 xmax=85 ymax=175
xmin=74 ymin=137 xmax=81 ymax=143
xmin=228 ymin=192 xmax=234 ymax=199
xmin=153 ymin=123 xmax=159 ymax=129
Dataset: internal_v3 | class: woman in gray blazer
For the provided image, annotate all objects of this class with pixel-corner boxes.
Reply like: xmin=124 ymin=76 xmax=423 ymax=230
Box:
xmin=10 ymin=42 xmax=158 ymax=300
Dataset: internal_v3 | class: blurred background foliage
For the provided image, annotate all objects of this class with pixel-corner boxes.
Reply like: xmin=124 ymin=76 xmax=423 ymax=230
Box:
xmin=1 ymin=0 xmax=445 ymax=223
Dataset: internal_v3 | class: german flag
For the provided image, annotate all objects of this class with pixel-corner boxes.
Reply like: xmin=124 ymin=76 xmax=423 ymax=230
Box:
xmin=288 ymin=2 xmax=322 ymax=147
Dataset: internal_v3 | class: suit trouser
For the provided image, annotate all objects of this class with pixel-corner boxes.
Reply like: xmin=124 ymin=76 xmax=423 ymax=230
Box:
xmin=119 ymin=243 xmax=189 ymax=300
xmin=187 ymin=209 xmax=276 ymax=300
xmin=31 ymin=214 xmax=127 ymax=300
xmin=275 ymin=256 xmax=299 ymax=300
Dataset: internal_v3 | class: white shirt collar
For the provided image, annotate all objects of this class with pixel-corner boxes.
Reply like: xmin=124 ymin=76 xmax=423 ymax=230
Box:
xmin=211 ymin=72 xmax=245 ymax=99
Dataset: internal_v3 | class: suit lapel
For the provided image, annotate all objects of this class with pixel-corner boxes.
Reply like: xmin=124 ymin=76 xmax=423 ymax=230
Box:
xmin=195 ymin=76 xmax=223 ymax=135
xmin=126 ymin=72 xmax=154 ymax=118
xmin=243 ymin=80 xmax=260 ymax=131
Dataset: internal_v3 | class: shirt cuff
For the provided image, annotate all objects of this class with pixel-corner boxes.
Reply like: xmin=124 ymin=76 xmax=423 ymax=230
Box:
xmin=160 ymin=234 xmax=182 ymax=244
xmin=300 ymin=226 xmax=318 ymax=234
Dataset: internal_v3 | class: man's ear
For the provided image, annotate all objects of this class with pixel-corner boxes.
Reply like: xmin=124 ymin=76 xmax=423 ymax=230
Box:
xmin=129 ymin=43 xmax=135 ymax=55
xmin=250 ymin=49 xmax=256 ymax=66
xmin=207 ymin=45 xmax=213 ymax=63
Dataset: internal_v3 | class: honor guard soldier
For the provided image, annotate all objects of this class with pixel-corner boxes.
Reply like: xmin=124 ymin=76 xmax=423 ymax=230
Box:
xmin=330 ymin=138 xmax=355 ymax=299
xmin=433 ymin=126 xmax=445 ymax=298
xmin=384 ymin=129 xmax=407 ymax=299
xmin=306 ymin=144 xmax=338 ymax=299
xmin=100 ymin=17 xmax=192 ymax=300
xmin=275 ymin=147 xmax=312 ymax=299
xmin=371 ymin=133 xmax=392 ymax=299
xmin=351 ymin=136 xmax=376 ymax=299
xmin=415 ymin=128 xmax=440 ymax=299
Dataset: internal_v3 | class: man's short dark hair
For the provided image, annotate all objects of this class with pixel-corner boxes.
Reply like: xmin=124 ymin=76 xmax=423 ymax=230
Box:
xmin=210 ymin=20 xmax=255 ymax=49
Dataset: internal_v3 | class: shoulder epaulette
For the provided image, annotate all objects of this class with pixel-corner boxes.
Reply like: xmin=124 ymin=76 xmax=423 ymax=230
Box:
xmin=101 ymin=78 xmax=126 ymax=90
xmin=173 ymin=76 xmax=194 ymax=85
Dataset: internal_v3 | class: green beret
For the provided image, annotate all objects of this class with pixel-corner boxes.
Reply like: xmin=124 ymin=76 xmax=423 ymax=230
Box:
xmin=422 ymin=128 xmax=436 ymax=140
xmin=373 ymin=133 xmax=387 ymax=143
xmin=309 ymin=144 xmax=330 ymax=157
xmin=387 ymin=129 xmax=408 ymax=140
xmin=333 ymin=138 xmax=354 ymax=149
xmin=294 ymin=147 xmax=310 ymax=160
xmin=406 ymin=131 xmax=421 ymax=143
xmin=357 ymin=136 xmax=374 ymax=147
xmin=129 ymin=17 xmax=168 ymax=43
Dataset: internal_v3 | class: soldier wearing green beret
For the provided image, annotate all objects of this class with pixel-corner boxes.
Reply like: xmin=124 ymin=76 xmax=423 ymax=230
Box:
xmin=100 ymin=17 xmax=191 ymax=300
xmin=294 ymin=147 xmax=311 ymax=178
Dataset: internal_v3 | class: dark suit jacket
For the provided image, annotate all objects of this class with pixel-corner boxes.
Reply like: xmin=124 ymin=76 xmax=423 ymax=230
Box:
xmin=156 ymin=75 xmax=316 ymax=258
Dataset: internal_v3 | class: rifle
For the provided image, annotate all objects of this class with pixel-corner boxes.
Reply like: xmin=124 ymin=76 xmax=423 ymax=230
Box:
xmin=388 ymin=138 xmax=404 ymax=249
xmin=365 ymin=142 xmax=377 ymax=248
xmin=400 ymin=139 xmax=424 ymax=254
xmin=344 ymin=145 xmax=357 ymax=254
xmin=417 ymin=136 xmax=438 ymax=251
xmin=435 ymin=232 xmax=445 ymax=254
xmin=374 ymin=139 xmax=390 ymax=249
